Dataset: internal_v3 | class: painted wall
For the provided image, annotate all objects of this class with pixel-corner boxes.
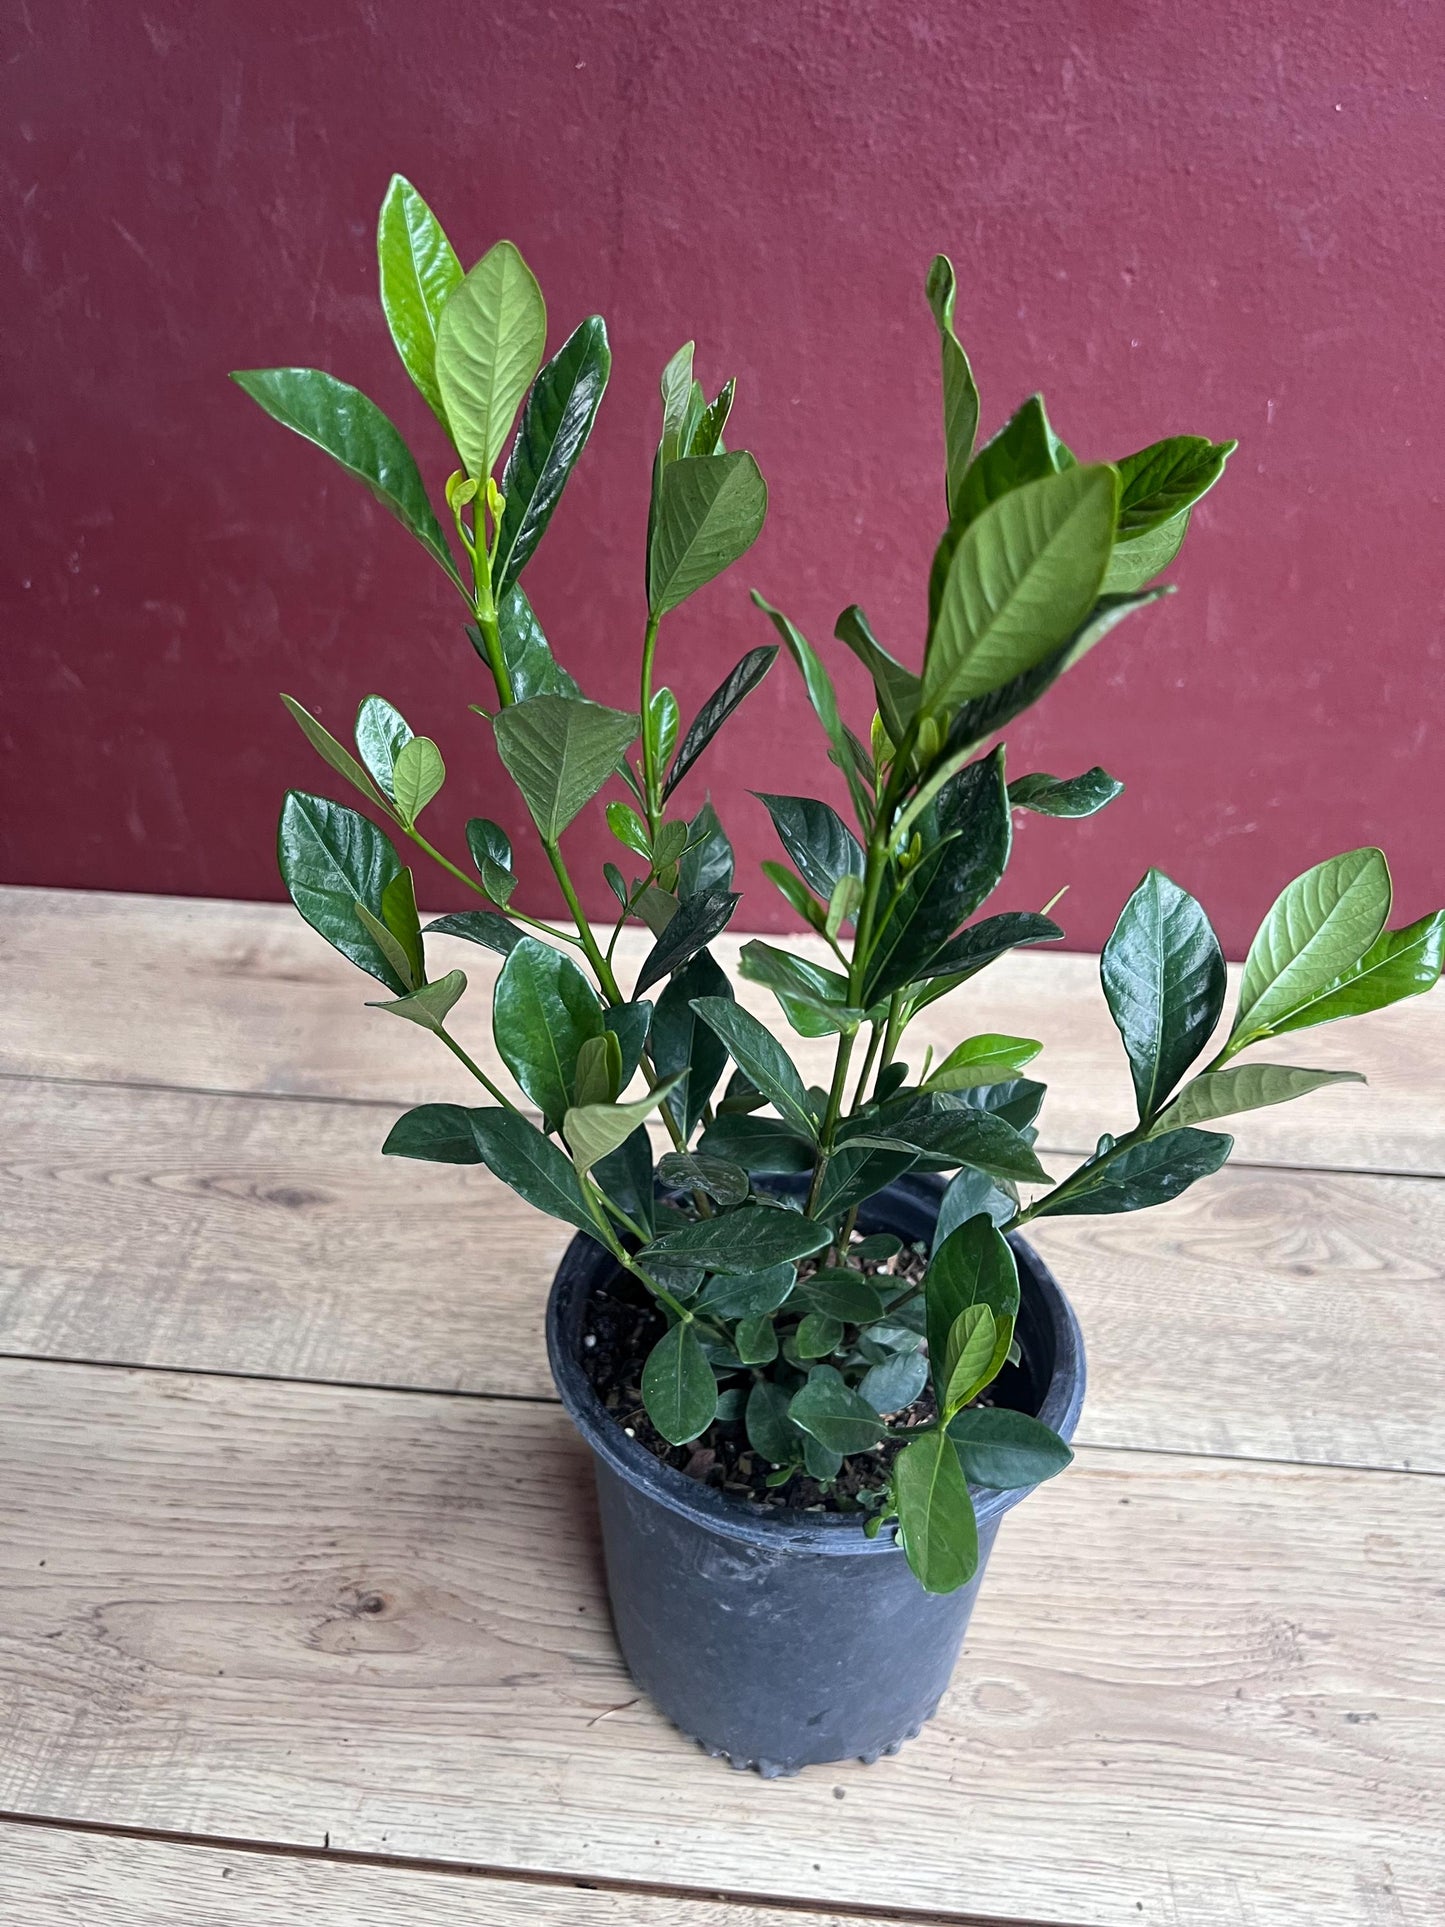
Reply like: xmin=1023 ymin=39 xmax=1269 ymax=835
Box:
xmin=4 ymin=0 xmax=1442 ymax=955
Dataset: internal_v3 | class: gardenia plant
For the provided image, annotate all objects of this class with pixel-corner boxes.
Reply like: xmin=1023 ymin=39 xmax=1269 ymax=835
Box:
xmin=238 ymin=177 xmax=1445 ymax=1596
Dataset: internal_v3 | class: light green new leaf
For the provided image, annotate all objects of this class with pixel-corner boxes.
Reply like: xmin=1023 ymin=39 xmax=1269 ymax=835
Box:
xmin=281 ymin=695 xmax=387 ymax=808
xmin=943 ymin=1304 xmax=998 ymax=1415
xmin=367 ymin=968 xmax=466 ymax=1032
xmin=894 ymin=1426 xmax=980 ymax=1594
xmin=435 ymin=240 xmax=547 ymax=481
xmin=648 ymin=451 xmax=768 ymax=616
xmin=563 ymin=1075 xmax=683 ymax=1174
xmin=922 ymin=1033 xmax=1042 ymax=1093
xmin=378 ymin=865 xmax=424 ymax=986
xmin=1103 ymin=508 xmax=1190 ymax=595
xmin=573 ymin=1031 xmax=623 ymax=1109
xmin=1231 ymin=848 xmax=1392 ymax=1046
xmin=377 ymin=174 xmax=463 ymax=431
xmin=657 ymin=341 xmax=695 ymax=465
xmin=924 ymin=254 xmax=980 ymax=515
xmin=1101 ymin=869 xmax=1226 ymax=1120
xmin=277 ymin=791 xmax=406 ymax=993
xmin=352 ymin=900 xmax=419 ymax=992
xmin=923 ymin=464 xmax=1118 ymax=713
xmin=231 ymin=368 xmax=461 ymax=585
xmin=1260 ymin=910 xmax=1445 ymax=1034
xmin=492 ymin=936 xmax=605 ymax=1128
xmin=1114 ymin=435 xmax=1236 ymax=540
xmin=391 ymin=735 xmax=445 ymax=824
xmin=493 ymin=694 xmax=639 ymax=842
xmin=641 ymin=1320 xmax=717 ymax=1446
xmin=923 ymin=1214 xmax=1019 ymax=1409
xmin=1150 ymin=1063 xmax=1365 ymax=1134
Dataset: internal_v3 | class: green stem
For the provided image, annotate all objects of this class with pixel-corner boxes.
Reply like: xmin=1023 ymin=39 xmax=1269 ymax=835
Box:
xmin=1010 ymin=1118 xmax=1151 ymax=1228
xmin=638 ymin=611 xmax=663 ymax=836
xmin=434 ymin=1025 xmax=516 ymax=1111
xmin=805 ymin=1027 xmax=858 ymax=1218
xmin=405 ymin=825 xmax=582 ymax=947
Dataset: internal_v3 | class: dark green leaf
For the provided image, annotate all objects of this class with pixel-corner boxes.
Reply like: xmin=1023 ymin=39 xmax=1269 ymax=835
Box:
xmin=908 ymin=911 xmax=1065 ymax=989
xmin=376 ymin=174 xmax=462 ymax=431
xmin=795 ymin=1312 xmax=844 ymax=1359
xmin=494 ymin=316 xmax=611 ymax=598
xmin=734 ymin=1313 xmax=778 ymax=1366
xmin=231 ymin=368 xmax=461 ymax=584
xmin=738 ymin=941 xmax=860 ymax=1037
xmin=968 ymin=1076 xmax=1047 ymax=1131
xmin=277 ymin=792 xmax=406 ymax=992
xmin=924 ymin=254 xmax=980 ymax=515
xmin=788 ymin=1365 xmax=885 ymax=1455
xmin=760 ymin=861 xmax=826 ymax=932
xmin=795 ymin=1269 xmax=888 ymax=1324
xmin=1231 ymin=849 xmax=1393 ymax=1046
xmin=482 ymin=585 xmax=582 ymax=700
xmin=635 ymin=887 xmax=740 ymax=996
xmin=665 ymin=647 xmax=778 ymax=798
xmin=492 ymin=936 xmax=605 ymax=1128
xmin=424 ymin=909 xmax=522 ymax=956
xmin=1101 ymin=869 xmax=1226 ymax=1120
xmin=923 ymin=1215 xmax=1019 ymax=1407
xmin=833 ymin=606 xmax=920 ymax=746
xmin=645 ymin=1203 xmax=832 ymax=1273
xmin=493 ymin=694 xmax=639 ymax=842
xmin=601 ymin=1000 xmax=653 ymax=1088
xmin=858 ymin=1350 xmax=929 ymax=1416
xmin=746 ymin=1376 xmax=802 ymax=1464
xmin=354 ymin=694 xmax=413 ymax=798
xmin=593 ymin=1126 xmax=656 ymax=1237
xmin=947 ymin=1408 xmax=1073 ymax=1488
xmin=641 ymin=1321 xmax=717 ymax=1445
xmin=933 ymin=1165 xmax=1017 ymax=1242
xmin=381 ymin=1102 xmax=481 ymax=1164
xmin=1009 ymin=767 xmax=1123 ymax=817
xmin=754 ymin=793 xmax=865 ymax=903
xmin=688 ymin=998 xmax=818 ymax=1140
xmin=894 ymin=1426 xmax=980 ymax=1594
xmin=813 ymin=1144 xmax=919 ymax=1219
xmin=1114 ymin=434 xmax=1236 ymax=540
xmin=950 ymin=393 xmax=1061 ymax=531
xmin=656 ymin=1151 xmax=750 ymax=1208
xmin=652 ymin=951 xmax=731 ymax=1135
xmin=1036 ymin=1128 xmax=1233 ymax=1217
xmin=434 ymin=239 xmax=547 ymax=482
xmin=1150 ymin=1064 xmax=1365 ymax=1135
xmin=465 ymin=817 xmax=517 ymax=905
xmin=678 ymin=799 xmax=735 ymax=898
xmin=697 ymin=1112 xmax=817 ymax=1174
xmin=803 ymin=1433 xmax=843 ymax=1480
xmin=698 ymin=1263 xmax=797 ymax=1318
xmin=750 ymin=593 xmax=870 ymax=822
xmin=649 ymin=452 xmax=768 ymax=616
xmin=1261 ymin=910 xmax=1445 ymax=1032
xmin=467 ymin=1107 xmax=597 ymax=1234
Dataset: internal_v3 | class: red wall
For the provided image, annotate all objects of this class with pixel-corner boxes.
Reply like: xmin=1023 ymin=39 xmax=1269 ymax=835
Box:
xmin=4 ymin=1 xmax=1443 ymax=955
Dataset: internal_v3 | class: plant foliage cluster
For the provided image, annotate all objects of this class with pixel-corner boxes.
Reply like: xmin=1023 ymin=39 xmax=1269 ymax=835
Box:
xmin=239 ymin=178 xmax=1445 ymax=1594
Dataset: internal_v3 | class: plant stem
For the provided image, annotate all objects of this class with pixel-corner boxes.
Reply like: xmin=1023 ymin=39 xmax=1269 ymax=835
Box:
xmin=805 ymin=1026 xmax=858 ymax=1217
xmin=434 ymin=1024 xmax=516 ymax=1110
xmin=1010 ymin=1119 xmax=1151 ymax=1227
xmin=638 ymin=611 xmax=663 ymax=836
xmin=404 ymin=824 xmax=582 ymax=947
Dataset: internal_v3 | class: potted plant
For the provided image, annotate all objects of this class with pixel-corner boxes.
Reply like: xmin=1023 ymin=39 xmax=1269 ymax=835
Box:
xmin=236 ymin=177 xmax=1445 ymax=1777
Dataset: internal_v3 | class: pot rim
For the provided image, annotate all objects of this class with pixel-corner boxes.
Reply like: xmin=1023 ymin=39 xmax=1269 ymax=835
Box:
xmin=546 ymin=1175 xmax=1087 ymax=1557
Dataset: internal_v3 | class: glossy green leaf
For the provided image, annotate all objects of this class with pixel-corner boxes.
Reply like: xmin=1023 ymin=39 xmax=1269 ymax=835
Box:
xmin=645 ymin=1203 xmax=832 ymax=1273
xmin=859 ymin=1350 xmax=929 ymax=1417
xmin=688 ymin=997 xmax=817 ymax=1140
xmin=853 ymin=1097 xmax=1048 ymax=1186
xmin=652 ymin=951 xmax=731 ymax=1135
xmin=641 ymin=1320 xmax=717 ymax=1446
xmin=429 ymin=1106 xmax=596 ymax=1233
xmin=678 ymin=799 xmax=735 ymax=899
xmin=1009 ymin=767 xmax=1123 ymax=817
xmin=894 ymin=1426 xmax=980 ymax=1594
xmin=923 ymin=1215 xmax=1019 ymax=1407
xmin=735 ymin=1313 xmax=779 ymax=1366
xmin=635 ymin=886 xmax=740 ymax=996
xmin=648 ymin=452 xmax=768 ymax=616
xmin=1232 ymin=849 xmax=1392 ymax=1046
xmin=656 ymin=1151 xmax=751 ymax=1208
xmin=833 ymin=605 xmax=920 ymax=746
xmin=947 ymin=1407 xmax=1073 ymax=1489
xmin=788 ymin=1365 xmax=885 ymax=1455
xmin=942 ymin=1304 xmax=998 ymax=1413
xmin=697 ymin=1262 xmax=797 ymax=1319
xmin=951 ymin=393 xmax=1062 ymax=531
xmin=489 ymin=585 xmax=581 ymax=701
xmin=601 ymin=1000 xmax=653 ymax=1089
xmin=738 ymin=942 xmax=859 ymax=1037
xmin=922 ymin=465 xmax=1118 ymax=713
xmin=924 ymin=254 xmax=980 ymax=515
xmin=696 ymin=1112 xmax=816 ymax=1174
xmin=563 ymin=1075 xmax=683 ymax=1174
xmin=379 ymin=865 xmax=424 ymax=984
xmin=465 ymin=817 xmax=516 ymax=906
xmin=754 ymin=794 xmax=865 ymax=904
xmin=657 ymin=341 xmax=695 ymax=465
xmin=1103 ymin=510 xmax=1190 ymax=595
xmin=391 ymin=735 xmax=445 ymax=825
xmin=352 ymin=900 xmax=420 ymax=993
xmin=932 ymin=1165 xmax=1018 ymax=1241
xmin=1261 ymin=911 xmax=1445 ymax=1033
xmin=746 ymin=1376 xmax=803 ymax=1464
xmin=908 ymin=911 xmax=1065 ymax=990
xmin=795 ymin=1268 xmax=888 ymax=1324
xmin=1036 ymin=1127 xmax=1233 ymax=1217
xmin=760 ymin=861 xmax=826 ymax=932
xmin=922 ymin=1033 xmax=1042 ymax=1092
xmin=1150 ymin=1063 xmax=1365 ymax=1135
xmin=648 ymin=688 xmax=680 ymax=777
xmin=376 ymin=174 xmax=462 ymax=430
xmin=812 ymin=1143 xmax=919 ymax=1219
xmin=492 ymin=936 xmax=605 ymax=1128
xmin=751 ymin=593 xmax=870 ymax=822
xmin=494 ymin=316 xmax=611 ymax=598
xmin=424 ymin=909 xmax=522 ymax=956
xmin=493 ymin=694 xmax=639 ymax=842
xmin=689 ymin=378 xmax=734 ymax=457
xmin=281 ymin=694 xmax=386 ymax=807
xmin=354 ymin=695 xmax=413 ymax=799
xmin=381 ymin=1101 xmax=482 ymax=1164
xmin=665 ymin=647 xmax=778 ymax=798
xmin=277 ymin=792 xmax=406 ymax=992
xmin=367 ymin=968 xmax=466 ymax=1032
xmin=231 ymin=368 xmax=461 ymax=584
xmin=1101 ymin=869 xmax=1226 ymax=1120
xmin=435 ymin=239 xmax=547 ymax=482
xmin=1114 ymin=435 xmax=1236 ymax=540
xmin=593 ymin=1125 xmax=657 ymax=1238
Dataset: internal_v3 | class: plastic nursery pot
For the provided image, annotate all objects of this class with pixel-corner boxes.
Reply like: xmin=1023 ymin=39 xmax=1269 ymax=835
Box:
xmin=545 ymin=1175 xmax=1086 ymax=1777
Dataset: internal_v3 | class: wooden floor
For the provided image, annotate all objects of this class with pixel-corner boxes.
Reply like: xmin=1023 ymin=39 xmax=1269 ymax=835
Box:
xmin=2 ymin=886 xmax=1442 ymax=1926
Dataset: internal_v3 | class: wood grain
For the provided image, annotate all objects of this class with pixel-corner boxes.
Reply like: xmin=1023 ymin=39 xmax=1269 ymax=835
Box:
xmin=5 ymin=885 xmax=1442 ymax=1175
xmin=0 ymin=1824 xmax=870 ymax=1927
xmin=1 ymin=1359 xmax=1440 ymax=1927
xmin=5 ymin=1074 xmax=1442 ymax=1471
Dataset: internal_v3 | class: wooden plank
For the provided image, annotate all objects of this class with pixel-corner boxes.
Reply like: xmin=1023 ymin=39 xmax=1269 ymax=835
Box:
xmin=1 ymin=1359 xmax=1440 ymax=1927
xmin=4 ymin=885 xmax=1443 ymax=1176
xmin=0 ymin=1822 xmax=871 ymax=1927
xmin=5 ymin=1075 xmax=1442 ymax=1472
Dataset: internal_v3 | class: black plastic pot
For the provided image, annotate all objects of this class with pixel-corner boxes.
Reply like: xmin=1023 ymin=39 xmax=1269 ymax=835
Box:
xmin=546 ymin=1175 xmax=1086 ymax=1776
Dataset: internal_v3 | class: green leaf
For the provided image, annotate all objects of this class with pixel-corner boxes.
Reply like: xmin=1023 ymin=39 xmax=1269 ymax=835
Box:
xmin=754 ymin=794 xmax=865 ymax=904
xmin=922 ymin=1034 xmax=1042 ymax=1093
xmin=493 ymin=936 xmax=605 ymax=1128
xmin=353 ymin=900 xmax=420 ymax=993
xmin=943 ymin=1303 xmax=999 ymax=1413
xmin=645 ymin=1203 xmax=832 ymax=1273
xmin=947 ymin=1408 xmax=1074 ymax=1489
xmin=738 ymin=942 xmax=859 ymax=1037
xmin=656 ymin=1152 xmax=750 ymax=1208
xmin=652 ymin=951 xmax=731 ymax=1135
xmin=698 ymin=1263 xmax=797 ymax=1318
xmin=435 ymin=239 xmax=547 ymax=482
xmin=1232 ymin=849 xmax=1392 ymax=1046
xmin=657 ymin=341 xmax=696 ymax=465
xmin=354 ymin=695 xmax=413 ymax=799
xmin=493 ymin=316 xmax=611 ymax=598
xmin=424 ymin=909 xmax=522 ymax=956
xmin=376 ymin=174 xmax=463 ymax=431
xmin=857 ymin=1098 xmax=1049 ymax=1186
xmin=678 ymin=800 xmax=735 ymax=898
xmin=649 ymin=452 xmax=768 ymax=616
xmin=696 ymin=1112 xmax=816 ymax=1174
xmin=563 ymin=1076 xmax=683 ymax=1174
xmin=894 ymin=1426 xmax=980 ymax=1594
xmin=635 ymin=887 xmax=740 ymax=996
xmin=950 ymin=393 xmax=1062 ymax=532
xmin=1114 ymin=435 xmax=1235 ymax=540
xmin=488 ymin=585 xmax=581 ymax=701
xmin=1260 ymin=911 xmax=1445 ymax=1033
xmin=788 ymin=1365 xmax=885 ymax=1455
xmin=746 ymin=1377 xmax=802 ymax=1464
xmin=689 ymin=378 xmax=734 ymax=457
xmin=922 ymin=465 xmax=1118 ymax=713
xmin=859 ymin=1350 xmax=929 ymax=1417
xmin=833 ymin=605 xmax=920 ymax=746
xmin=812 ymin=1144 xmax=919 ymax=1219
xmin=1101 ymin=869 xmax=1226 ymax=1121
xmin=795 ymin=1268 xmax=888 ymax=1324
xmin=688 ymin=998 xmax=818 ymax=1141
xmin=398 ymin=1106 xmax=596 ymax=1233
xmin=1150 ymin=1064 xmax=1365 ymax=1135
xmin=665 ymin=647 xmax=778 ymax=798
xmin=281 ymin=694 xmax=387 ymax=808
xmin=231 ymin=369 xmax=461 ymax=585
xmin=735 ymin=1314 xmax=779 ymax=1366
xmin=602 ymin=1000 xmax=653 ymax=1089
xmin=1036 ymin=1127 xmax=1233 ymax=1217
xmin=750 ymin=593 xmax=871 ymax=822
xmin=367 ymin=968 xmax=467 ymax=1033
xmin=493 ymin=694 xmax=639 ymax=842
xmin=923 ymin=1215 xmax=1019 ymax=1407
xmin=277 ymin=792 xmax=406 ymax=992
xmin=1103 ymin=510 xmax=1190 ymax=595
xmin=573 ymin=1031 xmax=622 ymax=1108
xmin=641 ymin=1320 xmax=718 ymax=1446
xmin=382 ymin=1102 xmax=482 ymax=1164
xmin=1008 ymin=767 xmax=1123 ymax=817
xmin=595 ymin=1128 xmax=657 ymax=1239
xmin=379 ymin=867 xmax=425 ymax=986
xmin=391 ymin=735 xmax=445 ymax=825
xmin=908 ymin=912 xmax=1064 ymax=990
xmin=648 ymin=688 xmax=680 ymax=777
xmin=924 ymin=254 xmax=980 ymax=516
xmin=465 ymin=817 xmax=517 ymax=906
xmin=760 ymin=861 xmax=826 ymax=932
xmin=795 ymin=1312 xmax=844 ymax=1359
